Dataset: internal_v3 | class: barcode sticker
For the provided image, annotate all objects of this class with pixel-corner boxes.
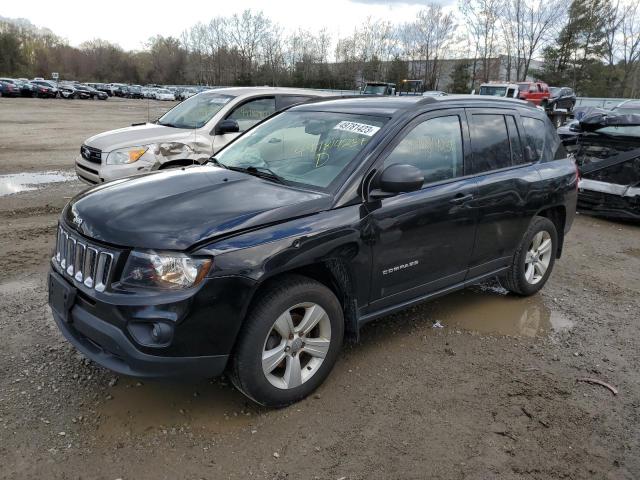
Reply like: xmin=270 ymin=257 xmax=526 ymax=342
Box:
xmin=333 ymin=121 xmax=380 ymax=137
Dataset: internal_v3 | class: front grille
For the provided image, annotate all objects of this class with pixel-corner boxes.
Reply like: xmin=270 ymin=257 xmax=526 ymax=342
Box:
xmin=53 ymin=225 xmax=114 ymax=292
xmin=77 ymin=163 xmax=99 ymax=175
xmin=80 ymin=145 xmax=102 ymax=164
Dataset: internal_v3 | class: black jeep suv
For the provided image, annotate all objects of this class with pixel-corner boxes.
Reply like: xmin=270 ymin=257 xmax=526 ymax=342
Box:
xmin=48 ymin=96 xmax=577 ymax=406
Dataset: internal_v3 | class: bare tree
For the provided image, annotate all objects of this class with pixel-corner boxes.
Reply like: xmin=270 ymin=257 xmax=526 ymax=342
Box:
xmin=404 ymin=4 xmax=456 ymax=89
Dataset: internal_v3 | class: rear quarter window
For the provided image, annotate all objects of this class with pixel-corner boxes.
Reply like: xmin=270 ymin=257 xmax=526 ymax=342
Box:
xmin=521 ymin=116 xmax=567 ymax=161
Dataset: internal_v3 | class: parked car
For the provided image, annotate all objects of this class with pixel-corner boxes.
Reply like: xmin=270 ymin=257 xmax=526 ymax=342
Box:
xmin=476 ymin=82 xmax=520 ymax=98
xmin=112 ymin=84 xmax=128 ymax=97
xmin=0 ymin=78 xmax=23 ymax=97
xmin=548 ymin=87 xmax=576 ymax=111
xmin=127 ymin=85 xmax=144 ymax=99
xmin=57 ymin=83 xmax=77 ymax=99
xmin=66 ymin=84 xmax=92 ymax=100
xmin=0 ymin=80 xmax=20 ymax=97
xmin=142 ymin=88 xmax=156 ymax=99
xmin=17 ymin=80 xmax=37 ymax=97
xmin=74 ymin=87 xmax=334 ymax=184
xmin=560 ymin=110 xmax=640 ymax=220
xmin=53 ymin=95 xmax=577 ymax=406
xmin=154 ymin=88 xmax=175 ymax=101
xmin=75 ymin=84 xmax=108 ymax=100
xmin=31 ymin=79 xmax=59 ymax=98
xmin=361 ymin=81 xmax=396 ymax=95
xmin=517 ymin=81 xmax=551 ymax=107
xmin=87 ymin=83 xmax=113 ymax=97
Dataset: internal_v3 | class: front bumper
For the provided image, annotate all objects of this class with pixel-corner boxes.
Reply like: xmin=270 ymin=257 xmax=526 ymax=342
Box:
xmin=48 ymin=257 xmax=256 ymax=378
xmin=75 ymin=153 xmax=154 ymax=184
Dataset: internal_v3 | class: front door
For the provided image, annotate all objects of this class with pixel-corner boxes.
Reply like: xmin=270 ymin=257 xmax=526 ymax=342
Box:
xmin=365 ymin=110 xmax=479 ymax=312
xmin=212 ymin=96 xmax=276 ymax=154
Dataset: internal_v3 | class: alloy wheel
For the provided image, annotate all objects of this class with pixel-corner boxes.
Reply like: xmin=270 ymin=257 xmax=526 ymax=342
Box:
xmin=524 ymin=230 xmax=552 ymax=284
xmin=262 ymin=302 xmax=332 ymax=389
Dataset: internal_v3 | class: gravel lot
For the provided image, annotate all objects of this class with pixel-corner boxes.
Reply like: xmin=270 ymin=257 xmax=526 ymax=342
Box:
xmin=0 ymin=96 xmax=639 ymax=480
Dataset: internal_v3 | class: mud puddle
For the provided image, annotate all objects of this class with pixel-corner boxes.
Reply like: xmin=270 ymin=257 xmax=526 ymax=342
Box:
xmin=425 ymin=284 xmax=573 ymax=337
xmin=0 ymin=170 xmax=75 ymax=196
xmin=96 ymin=378 xmax=261 ymax=439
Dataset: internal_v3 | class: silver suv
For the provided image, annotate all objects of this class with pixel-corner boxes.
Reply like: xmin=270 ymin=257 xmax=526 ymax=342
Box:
xmin=75 ymin=87 xmax=332 ymax=184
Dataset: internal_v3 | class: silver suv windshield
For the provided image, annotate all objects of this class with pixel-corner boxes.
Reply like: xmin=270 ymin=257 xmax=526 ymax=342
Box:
xmin=214 ymin=111 xmax=388 ymax=190
xmin=479 ymin=86 xmax=507 ymax=96
xmin=158 ymin=92 xmax=234 ymax=129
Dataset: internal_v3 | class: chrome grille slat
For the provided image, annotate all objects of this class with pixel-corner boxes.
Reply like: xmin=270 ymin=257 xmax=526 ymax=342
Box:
xmin=53 ymin=225 xmax=115 ymax=292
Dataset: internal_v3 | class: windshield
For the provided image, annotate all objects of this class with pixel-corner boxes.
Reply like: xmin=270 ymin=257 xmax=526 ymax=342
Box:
xmin=479 ymin=86 xmax=507 ymax=96
xmin=158 ymin=92 xmax=234 ymax=128
xmin=549 ymin=87 xmax=561 ymax=96
xmin=214 ymin=111 xmax=388 ymax=189
xmin=157 ymin=89 xmax=170 ymax=94
xmin=363 ymin=85 xmax=388 ymax=95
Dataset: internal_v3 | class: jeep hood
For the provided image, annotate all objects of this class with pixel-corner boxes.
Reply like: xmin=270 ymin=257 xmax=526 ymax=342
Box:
xmin=63 ymin=166 xmax=331 ymax=250
xmin=84 ymin=123 xmax=203 ymax=152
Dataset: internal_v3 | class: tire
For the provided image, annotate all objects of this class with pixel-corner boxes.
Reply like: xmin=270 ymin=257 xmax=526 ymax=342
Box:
xmin=229 ymin=275 xmax=344 ymax=407
xmin=503 ymin=216 xmax=558 ymax=296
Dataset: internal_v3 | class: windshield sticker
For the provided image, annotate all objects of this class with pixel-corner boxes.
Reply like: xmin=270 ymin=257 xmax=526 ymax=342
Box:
xmin=333 ymin=121 xmax=380 ymax=137
xmin=208 ymin=97 xmax=232 ymax=105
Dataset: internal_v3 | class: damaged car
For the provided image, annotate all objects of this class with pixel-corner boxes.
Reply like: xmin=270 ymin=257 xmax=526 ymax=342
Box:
xmin=50 ymin=95 xmax=576 ymax=406
xmin=564 ymin=111 xmax=640 ymax=220
xmin=74 ymin=87 xmax=333 ymax=184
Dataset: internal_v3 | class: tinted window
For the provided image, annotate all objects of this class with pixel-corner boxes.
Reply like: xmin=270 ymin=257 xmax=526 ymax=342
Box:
xmin=521 ymin=117 xmax=546 ymax=161
xmin=278 ymin=96 xmax=313 ymax=109
xmin=383 ymin=115 xmax=464 ymax=185
xmin=522 ymin=116 xmax=567 ymax=161
xmin=469 ymin=114 xmax=511 ymax=173
xmin=505 ymin=116 xmax=523 ymax=164
xmin=228 ymin=97 xmax=276 ymax=132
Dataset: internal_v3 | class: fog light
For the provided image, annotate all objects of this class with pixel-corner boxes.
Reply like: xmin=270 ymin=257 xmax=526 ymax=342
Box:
xmin=151 ymin=322 xmax=173 ymax=344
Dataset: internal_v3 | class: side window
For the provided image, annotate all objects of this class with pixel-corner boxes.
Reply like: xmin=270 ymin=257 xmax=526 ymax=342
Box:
xmin=228 ymin=97 xmax=276 ymax=132
xmin=277 ymin=96 xmax=312 ymax=109
xmin=469 ymin=114 xmax=511 ymax=173
xmin=522 ymin=116 xmax=567 ymax=161
xmin=521 ymin=117 xmax=546 ymax=161
xmin=383 ymin=115 xmax=464 ymax=186
xmin=505 ymin=116 xmax=523 ymax=164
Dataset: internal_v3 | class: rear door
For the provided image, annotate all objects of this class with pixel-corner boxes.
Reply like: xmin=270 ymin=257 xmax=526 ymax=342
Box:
xmin=465 ymin=108 xmax=542 ymax=279
xmin=366 ymin=110 xmax=479 ymax=311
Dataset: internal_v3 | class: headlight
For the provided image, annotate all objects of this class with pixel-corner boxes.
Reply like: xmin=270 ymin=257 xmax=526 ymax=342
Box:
xmin=121 ymin=250 xmax=212 ymax=290
xmin=106 ymin=146 xmax=149 ymax=165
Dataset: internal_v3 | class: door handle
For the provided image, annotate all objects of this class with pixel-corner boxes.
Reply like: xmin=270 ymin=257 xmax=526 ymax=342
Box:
xmin=450 ymin=193 xmax=474 ymax=205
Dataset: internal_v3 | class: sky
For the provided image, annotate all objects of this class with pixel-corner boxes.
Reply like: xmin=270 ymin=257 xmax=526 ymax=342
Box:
xmin=1 ymin=0 xmax=453 ymax=51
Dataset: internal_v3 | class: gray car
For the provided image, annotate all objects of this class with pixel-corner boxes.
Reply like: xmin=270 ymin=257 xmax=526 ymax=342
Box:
xmin=75 ymin=87 xmax=333 ymax=184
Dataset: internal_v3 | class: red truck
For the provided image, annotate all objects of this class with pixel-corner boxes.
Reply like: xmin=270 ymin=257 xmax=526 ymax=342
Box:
xmin=517 ymin=82 xmax=551 ymax=107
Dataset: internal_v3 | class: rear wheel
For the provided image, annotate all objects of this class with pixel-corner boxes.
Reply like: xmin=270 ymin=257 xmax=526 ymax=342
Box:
xmin=229 ymin=275 xmax=344 ymax=407
xmin=504 ymin=216 xmax=557 ymax=296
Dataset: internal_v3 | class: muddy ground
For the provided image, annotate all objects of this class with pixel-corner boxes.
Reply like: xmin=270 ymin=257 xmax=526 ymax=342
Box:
xmin=0 ymin=97 xmax=639 ymax=480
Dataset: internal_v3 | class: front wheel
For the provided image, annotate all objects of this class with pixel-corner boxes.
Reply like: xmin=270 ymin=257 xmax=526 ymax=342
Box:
xmin=229 ymin=275 xmax=344 ymax=407
xmin=503 ymin=216 xmax=558 ymax=296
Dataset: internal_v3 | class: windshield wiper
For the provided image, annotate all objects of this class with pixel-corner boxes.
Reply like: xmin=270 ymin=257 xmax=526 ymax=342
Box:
xmin=228 ymin=165 xmax=285 ymax=184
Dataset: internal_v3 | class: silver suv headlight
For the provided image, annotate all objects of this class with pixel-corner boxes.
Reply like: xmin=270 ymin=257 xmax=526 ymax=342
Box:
xmin=106 ymin=146 xmax=150 ymax=165
xmin=120 ymin=250 xmax=212 ymax=290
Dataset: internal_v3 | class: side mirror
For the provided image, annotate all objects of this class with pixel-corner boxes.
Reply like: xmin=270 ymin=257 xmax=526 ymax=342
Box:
xmin=215 ymin=119 xmax=240 ymax=135
xmin=370 ymin=164 xmax=424 ymax=199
